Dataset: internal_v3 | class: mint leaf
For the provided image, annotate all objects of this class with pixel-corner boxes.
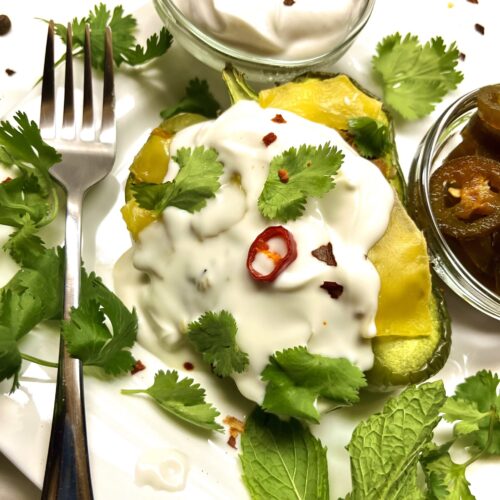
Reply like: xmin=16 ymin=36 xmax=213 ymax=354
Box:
xmin=240 ymin=407 xmax=329 ymax=500
xmin=261 ymin=346 xmax=366 ymax=422
xmin=421 ymin=443 xmax=475 ymax=500
xmin=187 ymin=311 xmax=249 ymax=377
xmin=258 ymin=143 xmax=343 ymax=222
xmin=347 ymin=117 xmax=391 ymax=159
xmin=63 ymin=271 xmax=138 ymax=375
xmin=347 ymin=381 xmax=446 ymax=500
xmin=0 ymin=113 xmax=60 ymax=227
xmin=122 ymin=370 xmax=222 ymax=432
xmin=53 ymin=4 xmax=171 ymax=70
xmin=444 ymin=370 xmax=500 ymax=454
xmin=133 ymin=146 xmax=224 ymax=214
xmin=160 ymin=78 xmax=221 ymax=120
xmin=372 ymin=33 xmax=463 ymax=119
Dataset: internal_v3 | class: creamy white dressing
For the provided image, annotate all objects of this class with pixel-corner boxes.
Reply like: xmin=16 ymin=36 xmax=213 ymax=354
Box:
xmin=128 ymin=101 xmax=394 ymax=404
xmin=173 ymin=0 xmax=365 ymax=60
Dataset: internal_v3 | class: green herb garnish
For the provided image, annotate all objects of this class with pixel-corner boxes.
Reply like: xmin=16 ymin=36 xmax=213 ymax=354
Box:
xmin=347 ymin=117 xmax=391 ymax=159
xmin=372 ymin=33 xmax=463 ymax=120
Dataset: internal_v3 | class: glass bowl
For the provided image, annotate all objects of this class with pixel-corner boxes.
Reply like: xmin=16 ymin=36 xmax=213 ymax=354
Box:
xmin=409 ymin=87 xmax=500 ymax=320
xmin=154 ymin=0 xmax=376 ymax=82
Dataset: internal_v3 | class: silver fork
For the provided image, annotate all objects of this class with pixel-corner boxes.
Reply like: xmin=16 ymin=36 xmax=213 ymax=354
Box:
xmin=39 ymin=21 xmax=115 ymax=500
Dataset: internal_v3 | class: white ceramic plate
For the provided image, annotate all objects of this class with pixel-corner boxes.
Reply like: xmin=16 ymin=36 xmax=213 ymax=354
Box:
xmin=0 ymin=1 xmax=499 ymax=499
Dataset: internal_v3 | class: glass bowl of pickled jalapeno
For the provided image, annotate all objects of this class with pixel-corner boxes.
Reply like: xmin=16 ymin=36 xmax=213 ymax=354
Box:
xmin=410 ymin=85 xmax=500 ymax=320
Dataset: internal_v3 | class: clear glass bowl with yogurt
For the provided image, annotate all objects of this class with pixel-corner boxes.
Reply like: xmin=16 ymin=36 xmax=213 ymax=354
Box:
xmin=154 ymin=0 xmax=376 ymax=81
xmin=409 ymin=87 xmax=500 ymax=320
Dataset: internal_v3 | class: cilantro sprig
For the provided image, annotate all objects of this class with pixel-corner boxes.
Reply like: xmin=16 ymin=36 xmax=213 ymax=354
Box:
xmin=261 ymin=347 xmax=366 ymax=422
xmin=372 ymin=33 xmax=463 ymax=120
xmin=52 ymin=3 xmax=172 ymax=70
xmin=187 ymin=311 xmax=249 ymax=378
xmin=122 ymin=370 xmax=223 ymax=432
xmin=133 ymin=146 xmax=224 ymax=214
xmin=160 ymin=78 xmax=221 ymax=120
xmin=258 ymin=143 xmax=343 ymax=222
xmin=347 ymin=117 xmax=391 ymax=159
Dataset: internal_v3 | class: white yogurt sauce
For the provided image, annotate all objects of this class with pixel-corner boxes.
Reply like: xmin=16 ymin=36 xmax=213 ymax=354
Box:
xmin=173 ymin=0 xmax=366 ymax=60
xmin=130 ymin=100 xmax=393 ymax=404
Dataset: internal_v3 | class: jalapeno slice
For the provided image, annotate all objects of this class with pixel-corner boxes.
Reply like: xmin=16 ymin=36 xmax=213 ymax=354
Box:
xmin=477 ymin=84 xmax=500 ymax=132
xmin=430 ymin=155 xmax=500 ymax=238
xmin=247 ymin=226 xmax=297 ymax=282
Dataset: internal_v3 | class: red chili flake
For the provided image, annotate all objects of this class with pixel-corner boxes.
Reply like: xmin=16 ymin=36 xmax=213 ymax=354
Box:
xmin=0 ymin=15 xmax=11 ymax=36
xmin=311 ymin=242 xmax=337 ymax=266
xmin=475 ymin=23 xmax=485 ymax=35
xmin=272 ymin=114 xmax=287 ymax=124
xmin=224 ymin=416 xmax=245 ymax=450
xmin=5 ymin=68 xmax=15 ymax=76
xmin=262 ymin=132 xmax=277 ymax=147
xmin=1 ymin=177 xmax=12 ymax=184
xmin=284 ymin=0 xmax=295 ymax=5
xmin=320 ymin=281 xmax=344 ymax=299
xmin=183 ymin=361 xmax=194 ymax=371
xmin=459 ymin=52 xmax=466 ymax=61
xmin=131 ymin=360 xmax=146 ymax=375
xmin=278 ymin=168 xmax=289 ymax=183
xmin=467 ymin=0 xmax=478 ymax=4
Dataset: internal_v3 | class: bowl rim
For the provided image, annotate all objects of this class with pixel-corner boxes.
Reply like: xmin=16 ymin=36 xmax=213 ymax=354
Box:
xmin=154 ymin=0 xmax=376 ymax=68
xmin=410 ymin=87 xmax=500 ymax=320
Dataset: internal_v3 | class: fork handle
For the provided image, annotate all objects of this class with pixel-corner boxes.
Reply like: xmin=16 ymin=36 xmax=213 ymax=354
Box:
xmin=42 ymin=191 xmax=94 ymax=500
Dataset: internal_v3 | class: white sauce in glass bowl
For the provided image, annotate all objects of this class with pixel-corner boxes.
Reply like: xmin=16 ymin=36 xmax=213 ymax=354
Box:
xmin=128 ymin=100 xmax=394 ymax=404
xmin=172 ymin=0 xmax=366 ymax=60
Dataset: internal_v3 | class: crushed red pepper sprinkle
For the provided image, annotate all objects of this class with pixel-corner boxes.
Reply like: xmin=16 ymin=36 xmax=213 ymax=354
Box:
xmin=311 ymin=242 xmax=337 ymax=266
xmin=262 ymin=132 xmax=277 ymax=147
xmin=272 ymin=114 xmax=287 ymax=124
xmin=459 ymin=52 xmax=466 ymax=61
xmin=467 ymin=0 xmax=478 ymax=4
xmin=284 ymin=0 xmax=295 ymax=5
xmin=5 ymin=68 xmax=15 ymax=76
xmin=475 ymin=23 xmax=485 ymax=35
xmin=224 ymin=415 xmax=245 ymax=449
xmin=1 ymin=177 xmax=13 ymax=184
xmin=183 ymin=361 xmax=194 ymax=371
xmin=131 ymin=360 xmax=146 ymax=375
xmin=278 ymin=168 xmax=289 ymax=183
xmin=320 ymin=281 xmax=344 ymax=299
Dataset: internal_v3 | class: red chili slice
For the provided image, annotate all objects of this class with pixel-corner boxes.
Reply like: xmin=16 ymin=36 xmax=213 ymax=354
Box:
xmin=247 ymin=226 xmax=297 ymax=282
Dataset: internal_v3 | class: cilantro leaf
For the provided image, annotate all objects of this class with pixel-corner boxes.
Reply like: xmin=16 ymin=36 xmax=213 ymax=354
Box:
xmin=160 ymin=78 xmax=221 ymax=120
xmin=372 ymin=33 xmax=463 ymax=119
xmin=0 ymin=113 xmax=60 ymax=227
xmin=187 ymin=311 xmax=249 ymax=377
xmin=122 ymin=370 xmax=222 ymax=431
xmin=443 ymin=370 xmax=500 ymax=454
xmin=347 ymin=117 xmax=391 ymax=159
xmin=258 ymin=143 xmax=343 ymax=222
xmin=62 ymin=271 xmax=138 ymax=375
xmin=421 ymin=443 xmax=475 ymax=500
xmin=53 ymin=4 xmax=171 ymax=70
xmin=133 ymin=146 xmax=224 ymax=214
xmin=240 ymin=407 xmax=329 ymax=500
xmin=261 ymin=346 xmax=366 ymax=422
xmin=347 ymin=381 xmax=446 ymax=500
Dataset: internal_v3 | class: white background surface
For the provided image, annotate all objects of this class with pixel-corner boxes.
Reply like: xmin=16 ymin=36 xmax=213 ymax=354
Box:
xmin=0 ymin=0 xmax=499 ymax=499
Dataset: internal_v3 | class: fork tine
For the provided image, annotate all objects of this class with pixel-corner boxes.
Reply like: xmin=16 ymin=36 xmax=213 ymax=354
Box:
xmin=40 ymin=21 xmax=55 ymax=138
xmin=62 ymin=23 xmax=75 ymax=138
xmin=100 ymin=27 xmax=115 ymax=144
xmin=81 ymin=23 xmax=94 ymax=140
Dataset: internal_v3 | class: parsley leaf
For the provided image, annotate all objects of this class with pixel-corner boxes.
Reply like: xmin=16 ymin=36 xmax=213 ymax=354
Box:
xmin=160 ymin=78 xmax=221 ymax=120
xmin=443 ymin=370 xmax=500 ymax=454
xmin=133 ymin=146 xmax=224 ymax=214
xmin=240 ymin=407 xmax=329 ymax=500
xmin=0 ymin=112 xmax=60 ymax=228
xmin=122 ymin=370 xmax=222 ymax=432
xmin=62 ymin=271 xmax=138 ymax=375
xmin=187 ymin=311 xmax=249 ymax=378
xmin=421 ymin=443 xmax=475 ymax=500
xmin=261 ymin=346 xmax=366 ymax=422
xmin=372 ymin=33 xmax=463 ymax=120
xmin=347 ymin=381 xmax=446 ymax=500
xmin=53 ymin=3 xmax=172 ymax=70
xmin=347 ymin=117 xmax=391 ymax=159
xmin=258 ymin=143 xmax=343 ymax=222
